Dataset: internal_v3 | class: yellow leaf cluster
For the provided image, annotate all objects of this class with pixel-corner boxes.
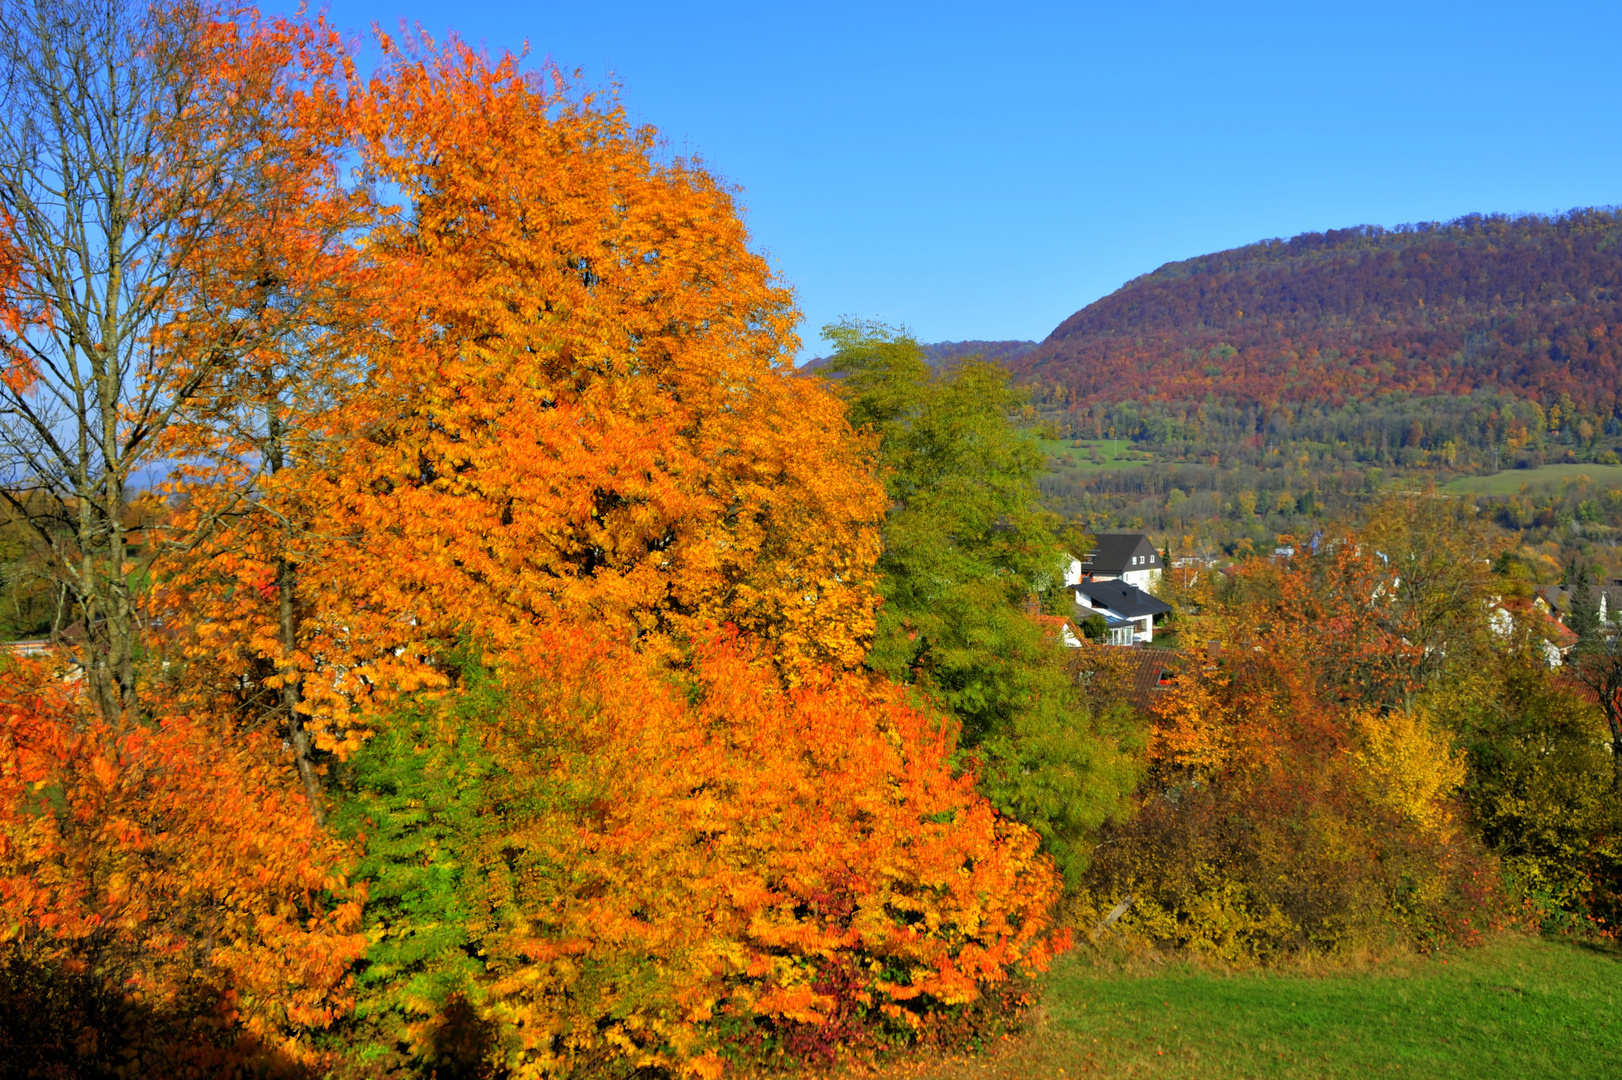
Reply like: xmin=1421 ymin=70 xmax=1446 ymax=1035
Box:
xmin=1348 ymin=706 xmax=1467 ymax=833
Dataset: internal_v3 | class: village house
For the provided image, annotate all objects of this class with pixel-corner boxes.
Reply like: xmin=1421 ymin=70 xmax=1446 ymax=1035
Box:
xmin=1058 ymin=530 xmax=1172 ymax=645
xmin=1070 ymin=578 xmax=1172 ymax=645
xmin=1489 ymin=593 xmax=1581 ymax=666
xmin=1065 ymin=530 xmax=1165 ymax=590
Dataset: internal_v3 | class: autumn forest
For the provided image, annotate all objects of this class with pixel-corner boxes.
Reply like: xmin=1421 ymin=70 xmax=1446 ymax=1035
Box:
xmin=1 ymin=2 xmax=1621 ymax=1079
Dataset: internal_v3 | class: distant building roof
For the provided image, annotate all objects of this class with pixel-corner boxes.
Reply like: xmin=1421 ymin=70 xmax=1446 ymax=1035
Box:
xmin=1032 ymin=614 xmax=1081 ymax=642
xmin=1124 ymin=647 xmax=1183 ymax=708
xmin=1537 ymin=584 xmax=1571 ymax=614
xmin=1496 ymin=597 xmax=1580 ymax=650
xmin=1073 ymin=578 xmax=1173 ymax=620
xmin=1066 ymin=644 xmax=1185 ymax=712
xmin=1081 ymin=531 xmax=1161 ymax=576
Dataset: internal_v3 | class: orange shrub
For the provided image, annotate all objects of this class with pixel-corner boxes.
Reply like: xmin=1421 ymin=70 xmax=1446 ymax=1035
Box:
xmin=0 ymin=661 xmax=366 ymax=1075
xmin=338 ymin=626 xmax=1068 ymax=1077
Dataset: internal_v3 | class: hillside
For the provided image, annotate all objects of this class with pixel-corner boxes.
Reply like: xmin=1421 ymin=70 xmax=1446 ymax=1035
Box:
xmin=1012 ymin=211 xmax=1622 ymax=581
xmin=799 ymin=338 xmax=1035 ymax=375
xmin=1016 ymin=209 xmax=1622 ymax=419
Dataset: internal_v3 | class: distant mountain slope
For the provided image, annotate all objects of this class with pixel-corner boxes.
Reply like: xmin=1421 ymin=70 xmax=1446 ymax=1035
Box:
xmin=799 ymin=339 xmax=1035 ymax=376
xmin=1015 ymin=210 xmax=1622 ymax=417
xmin=922 ymin=340 xmax=1037 ymax=367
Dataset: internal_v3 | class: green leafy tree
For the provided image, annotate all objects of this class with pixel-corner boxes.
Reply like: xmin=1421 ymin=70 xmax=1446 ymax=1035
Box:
xmin=1426 ymin=654 xmax=1622 ymax=931
xmin=820 ymin=319 xmax=1139 ymax=881
xmin=1569 ymin=564 xmax=1601 ymax=644
xmin=325 ymin=647 xmax=504 ymax=1077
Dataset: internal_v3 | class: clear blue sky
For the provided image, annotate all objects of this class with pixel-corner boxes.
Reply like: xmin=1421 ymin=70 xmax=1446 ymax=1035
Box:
xmin=307 ymin=0 xmax=1622 ymax=355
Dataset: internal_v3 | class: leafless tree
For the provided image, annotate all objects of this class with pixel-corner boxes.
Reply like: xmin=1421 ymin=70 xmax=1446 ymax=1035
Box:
xmin=0 ymin=0 xmax=365 ymax=732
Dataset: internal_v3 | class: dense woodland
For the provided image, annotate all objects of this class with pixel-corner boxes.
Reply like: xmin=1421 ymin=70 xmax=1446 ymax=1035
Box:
xmin=1021 ymin=211 xmax=1622 ymax=415
xmin=0 ymin=3 xmax=1620 ymax=1080
xmin=1006 ymin=214 xmax=1622 ymax=583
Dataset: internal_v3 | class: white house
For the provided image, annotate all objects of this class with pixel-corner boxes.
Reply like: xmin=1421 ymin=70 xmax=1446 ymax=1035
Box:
xmin=1070 ymin=578 xmax=1172 ymax=646
xmin=1064 ymin=531 xmax=1165 ymax=592
xmin=1488 ymin=594 xmax=1580 ymax=667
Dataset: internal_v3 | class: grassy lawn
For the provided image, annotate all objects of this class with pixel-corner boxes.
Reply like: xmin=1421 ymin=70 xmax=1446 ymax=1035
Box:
xmin=872 ymin=935 xmax=1620 ymax=1080
xmin=1441 ymin=462 xmax=1622 ymax=495
xmin=1040 ymin=438 xmax=1154 ymax=471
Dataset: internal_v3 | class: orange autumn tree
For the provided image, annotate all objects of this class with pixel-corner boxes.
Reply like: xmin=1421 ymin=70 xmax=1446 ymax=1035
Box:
xmin=0 ymin=0 xmax=378 ymax=728
xmin=148 ymin=8 xmax=404 ymax=817
xmin=278 ymin=34 xmax=887 ymax=699
xmin=332 ymin=624 xmax=1067 ymax=1078
xmin=0 ymin=5 xmax=393 ymax=1071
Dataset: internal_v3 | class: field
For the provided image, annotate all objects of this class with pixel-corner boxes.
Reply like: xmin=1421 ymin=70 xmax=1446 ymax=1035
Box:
xmin=1040 ymin=437 xmax=1156 ymax=471
xmin=875 ymin=936 xmax=1619 ymax=1080
xmin=1441 ymin=463 xmax=1622 ymax=495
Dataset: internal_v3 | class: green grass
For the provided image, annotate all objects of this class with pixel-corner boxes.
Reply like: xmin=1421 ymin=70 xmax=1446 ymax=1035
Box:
xmin=1040 ymin=437 xmax=1155 ymax=471
xmin=883 ymin=936 xmax=1621 ymax=1079
xmin=1441 ymin=463 xmax=1622 ymax=495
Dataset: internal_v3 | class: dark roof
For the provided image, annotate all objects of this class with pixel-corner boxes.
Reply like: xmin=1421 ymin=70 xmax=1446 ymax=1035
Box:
xmin=1082 ymin=531 xmax=1161 ymax=575
xmin=1073 ymin=578 xmax=1173 ymax=619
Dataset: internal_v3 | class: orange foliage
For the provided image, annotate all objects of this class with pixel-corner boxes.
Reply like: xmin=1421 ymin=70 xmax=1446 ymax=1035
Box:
xmin=150 ymin=6 xmax=418 ymax=758
xmin=9 ymin=16 xmax=1056 ymax=1077
xmin=0 ymin=661 xmax=366 ymax=1071
xmin=1085 ymin=541 xmax=1505 ymax=959
xmin=156 ymin=488 xmax=451 ymax=761
xmin=436 ymin=626 xmax=1066 ymax=1076
xmin=292 ymin=36 xmax=887 ymax=694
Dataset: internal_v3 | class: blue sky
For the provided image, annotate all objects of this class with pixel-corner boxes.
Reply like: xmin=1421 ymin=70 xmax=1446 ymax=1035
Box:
xmin=306 ymin=1 xmax=1622 ymax=355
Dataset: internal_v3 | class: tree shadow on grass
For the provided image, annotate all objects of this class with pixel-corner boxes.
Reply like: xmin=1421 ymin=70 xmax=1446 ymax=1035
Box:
xmin=1545 ymin=935 xmax=1622 ymax=963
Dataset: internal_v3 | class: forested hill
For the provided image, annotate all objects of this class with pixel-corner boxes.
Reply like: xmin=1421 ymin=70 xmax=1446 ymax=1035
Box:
xmin=799 ymin=338 xmax=1035 ymax=375
xmin=1016 ymin=209 xmax=1622 ymax=417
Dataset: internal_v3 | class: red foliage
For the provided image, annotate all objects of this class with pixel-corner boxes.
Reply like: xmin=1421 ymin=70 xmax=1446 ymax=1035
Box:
xmin=1019 ymin=211 xmax=1622 ymax=416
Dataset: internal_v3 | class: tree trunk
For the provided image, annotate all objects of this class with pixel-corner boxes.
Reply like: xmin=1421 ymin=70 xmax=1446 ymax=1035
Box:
xmin=268 ymin=413 xmax=322 ymax=822
xmin=278 ymin=552 xmax=322 ymax=822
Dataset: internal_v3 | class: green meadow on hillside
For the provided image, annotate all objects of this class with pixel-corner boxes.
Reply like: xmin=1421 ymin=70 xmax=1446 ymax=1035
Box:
xmin=1441 ymin=462 xmax=1622 ymax=496
xmin=1040 ymin=437 xmax=1156 ymax=471
xmin=883 ymin=936 xmax=1619 ymax=1080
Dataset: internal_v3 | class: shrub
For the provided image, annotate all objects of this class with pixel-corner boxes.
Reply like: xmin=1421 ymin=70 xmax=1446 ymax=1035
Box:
xmin=1080 ymin=538 xmax=1511 ymax=962
xmin=1431 ymin=657 xmax=1622 ymax=937
xmin=330 ymin=628 xmax=1068 ymax=1077
xmin=0 ymin=660 xmax=366 ymax=1076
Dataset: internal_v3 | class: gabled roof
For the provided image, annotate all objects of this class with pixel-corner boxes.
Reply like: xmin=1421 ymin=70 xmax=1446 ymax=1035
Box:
xmin=1073 ymin=578 xmax=1173 ymax=619
xmin=1124 ymin=647 xmax=1183 ymax=707
xmin=1082 ymin=531 xmax=1161 ymax=575
xmin=1032 ymin=614 xmax=1079 ymax=640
